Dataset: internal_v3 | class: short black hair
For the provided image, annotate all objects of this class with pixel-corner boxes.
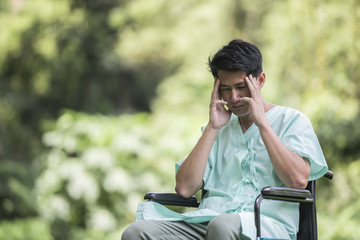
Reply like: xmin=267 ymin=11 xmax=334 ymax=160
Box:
xmin=208 ymin=39 xmax=263 ymax=78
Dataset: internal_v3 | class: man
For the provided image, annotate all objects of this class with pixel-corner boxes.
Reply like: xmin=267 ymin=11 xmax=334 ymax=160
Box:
xmin=122 ymin=39 xmax=328 ymax=240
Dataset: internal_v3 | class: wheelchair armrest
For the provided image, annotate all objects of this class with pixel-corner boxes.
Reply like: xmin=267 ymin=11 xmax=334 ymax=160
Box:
xmin=260 ymin=186 xmax=313 ymax=203
xmin=255 ymin=186 xmax=314 ymax=238
xmin=144 ymin=192 xmax=200 ymax=207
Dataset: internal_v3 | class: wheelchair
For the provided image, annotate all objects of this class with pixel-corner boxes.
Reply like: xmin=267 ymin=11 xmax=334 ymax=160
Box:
xmin=144 ymin=170 xmax=333 ymax=240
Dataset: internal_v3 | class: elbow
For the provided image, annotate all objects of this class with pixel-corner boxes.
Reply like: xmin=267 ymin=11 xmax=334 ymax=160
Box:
xmin=175 ymin=180 xmax=200 ymax=199
xmin=288 ymin=164 xmax=310 ymax=189
xmin=175 ymin=184 xmax=192 ymax=199
xmin=289 ymin=177 xmax=308 ymax=190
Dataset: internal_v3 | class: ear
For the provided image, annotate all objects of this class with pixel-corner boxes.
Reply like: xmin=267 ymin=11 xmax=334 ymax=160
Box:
xmin=257 ymin=72 xmax=266 ymax=89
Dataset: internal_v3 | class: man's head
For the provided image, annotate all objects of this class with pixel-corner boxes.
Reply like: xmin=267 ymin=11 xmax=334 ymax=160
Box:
xmin=208 ymin=39 xmax=263 ymax=78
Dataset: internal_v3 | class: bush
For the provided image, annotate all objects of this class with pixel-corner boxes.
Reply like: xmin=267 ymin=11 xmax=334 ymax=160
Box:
xmin=35 ymin=110 xmax=177 ymax=237
xmin=0 ymin=218 xmax=52 ymax=240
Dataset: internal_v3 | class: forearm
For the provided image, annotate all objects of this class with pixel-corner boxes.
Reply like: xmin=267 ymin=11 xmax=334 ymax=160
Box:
xmin=175 ymin=124 xmax=219 ymax=198
xmin=258 ymin=121 xmax=310 ymax=189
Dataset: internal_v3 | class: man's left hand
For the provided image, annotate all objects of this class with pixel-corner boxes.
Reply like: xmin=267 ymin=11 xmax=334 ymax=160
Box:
xmin=241 ymin=74 xmax=267 ymax=127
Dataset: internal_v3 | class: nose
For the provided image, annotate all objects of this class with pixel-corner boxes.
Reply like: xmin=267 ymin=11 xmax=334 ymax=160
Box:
xmin=230 ymin=88 xmax=240 ymax=102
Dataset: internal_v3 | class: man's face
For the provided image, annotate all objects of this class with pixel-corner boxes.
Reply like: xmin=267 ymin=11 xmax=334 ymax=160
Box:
xmin=218 ymin=70 xmax=252 ymax=117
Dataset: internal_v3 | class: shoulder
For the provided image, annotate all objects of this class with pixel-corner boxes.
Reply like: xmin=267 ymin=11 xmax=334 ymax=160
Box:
xmin=271 ymin=106 xmax=312 ymax=125
xmin=267 ymin=106 xmax=315 ymax=136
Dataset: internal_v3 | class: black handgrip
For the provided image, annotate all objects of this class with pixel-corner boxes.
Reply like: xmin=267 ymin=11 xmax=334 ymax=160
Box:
xmin=324 ymin=170 xmax=333 ymax=180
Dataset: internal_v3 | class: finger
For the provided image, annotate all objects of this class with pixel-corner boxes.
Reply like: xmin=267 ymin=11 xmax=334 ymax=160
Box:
xmin=211 ymin=99 xmax=228 ymax=110
xmin=246 ymin=75 xmax=260 ymax=98
xmin=211 ymin=78 xmax=221 ymax=99
xmin=250 ymin=74 xmax=261 ymax=89
xmin=240 ymin=96 xmax=252 ymax=104
xmin=212 ymin=99 xmax=228 ymax=106
xmin=245 ymin=76 xmax=256 ymax=97
xmin=211 ymin=99 xmax=231 ymax=114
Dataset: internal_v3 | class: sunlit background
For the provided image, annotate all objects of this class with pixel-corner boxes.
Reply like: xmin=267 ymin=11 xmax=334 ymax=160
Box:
xmin=0 ymin=0 xmax=359 ymax=239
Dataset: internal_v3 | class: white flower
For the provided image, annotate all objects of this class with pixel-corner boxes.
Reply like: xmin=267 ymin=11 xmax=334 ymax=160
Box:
xmin=42 ymin=195 xmax=70 ymax=221
xmin=67 ymin=171 xmax=99 ymax=203
xmin=87 ymin=208 xmax=116 ymax=232
xmin=82 ymin=147 xmax=114 ymax=171
xmin=103 ymin=168 xmax=131 ymax=193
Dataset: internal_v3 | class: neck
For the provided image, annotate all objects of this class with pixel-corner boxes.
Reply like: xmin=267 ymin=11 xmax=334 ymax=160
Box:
xmin=239 ymin=116 xmax=253 ymax=132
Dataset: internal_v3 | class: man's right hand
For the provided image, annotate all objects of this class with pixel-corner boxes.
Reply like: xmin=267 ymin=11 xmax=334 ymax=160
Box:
xmin=176 ymin=79 xmax=229 ymax=198
xmin=208 ymin=78 xmax=232 ymax=129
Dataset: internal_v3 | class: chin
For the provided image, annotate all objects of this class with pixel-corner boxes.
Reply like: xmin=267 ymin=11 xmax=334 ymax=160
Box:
xmin=229 ymin=105 xmax=249 ymax=117
xmin=233 ymin=110 xmax=250 ymax=118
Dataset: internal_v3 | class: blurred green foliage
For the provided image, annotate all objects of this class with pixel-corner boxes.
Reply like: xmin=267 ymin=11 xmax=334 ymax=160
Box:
xmin=0 ymin=0 xmax=359 ymax=239
xmin=0 ymin=217 xmax=52 ymax=240
xmin=36 ymin=111 xmax=167 ymax=238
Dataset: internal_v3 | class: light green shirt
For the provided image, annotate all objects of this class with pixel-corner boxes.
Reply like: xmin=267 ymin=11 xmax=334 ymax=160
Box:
xmin=136 ymin=106 xmax=328 ymax=239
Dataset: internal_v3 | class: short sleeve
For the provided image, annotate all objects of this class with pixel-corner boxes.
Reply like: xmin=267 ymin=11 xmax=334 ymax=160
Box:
xmin=201 ymin=126 xmax=215 ymax=184
xmin=175 ymin=159 xmax=185 ymax=175
xmin=202 ymin=144 xmax=215 ymax=184
xmin=281 ymin=113 xmax=328 ymax=181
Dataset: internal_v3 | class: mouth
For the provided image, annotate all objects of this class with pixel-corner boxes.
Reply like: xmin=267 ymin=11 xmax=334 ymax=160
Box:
xmin=232 ymin=104 xmax=244 ymax=109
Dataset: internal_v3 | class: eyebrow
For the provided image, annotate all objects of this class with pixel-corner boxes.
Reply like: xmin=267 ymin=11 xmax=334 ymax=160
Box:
xmin=220 ymin=82 xmax=246 ymax=88
xmin=234 ymin=82 xmax=246 ymax=87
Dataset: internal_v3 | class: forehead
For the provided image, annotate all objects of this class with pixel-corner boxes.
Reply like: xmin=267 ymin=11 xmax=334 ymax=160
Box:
xmin=218 ymin=70 xmax=247 ymax=85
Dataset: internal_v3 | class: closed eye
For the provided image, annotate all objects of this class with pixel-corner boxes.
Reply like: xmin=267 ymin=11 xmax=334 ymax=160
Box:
xmin=219 ymin=84 xmax=230 ymax=91
xmin=220 ymin=87 xmax=230 ymax=91
xmin=219 ymin=83 xmax=246 ymax=91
